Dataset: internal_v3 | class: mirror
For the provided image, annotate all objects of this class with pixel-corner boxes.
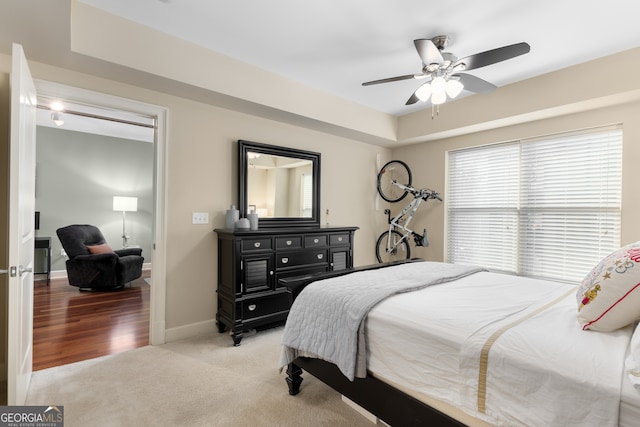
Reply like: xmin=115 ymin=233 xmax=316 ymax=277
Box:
xmin=238 ymin=140 xmax=321 ymax=228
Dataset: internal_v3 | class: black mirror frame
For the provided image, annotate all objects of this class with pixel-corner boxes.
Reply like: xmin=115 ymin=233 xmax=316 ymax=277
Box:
xmin=238 ymin=140 xmax=321 ymax=228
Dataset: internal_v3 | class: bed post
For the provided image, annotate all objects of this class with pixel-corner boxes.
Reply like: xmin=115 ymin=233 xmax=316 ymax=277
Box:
xmin=286 ymin=362 xmax=303 ymax=395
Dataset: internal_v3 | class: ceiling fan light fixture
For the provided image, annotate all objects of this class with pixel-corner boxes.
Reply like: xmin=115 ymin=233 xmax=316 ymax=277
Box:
xmin=430 ymin=76 xmax=447 ymax=104
xmin=445 ymin=79 xmax=464 ymax=98
xmin=51 ymin=111 xmax=64 ymax=126
xmin=415 ymin=83 xmax=432 ymax=102
xmin=431 ymin=90 xmax=447 ymax=105
xmin=431 ymin=76 xmax=446 ymax=92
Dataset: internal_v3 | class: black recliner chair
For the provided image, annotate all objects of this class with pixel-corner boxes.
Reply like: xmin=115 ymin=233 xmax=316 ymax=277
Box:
xmin=56 ymin=224 xmax=144 ymax=291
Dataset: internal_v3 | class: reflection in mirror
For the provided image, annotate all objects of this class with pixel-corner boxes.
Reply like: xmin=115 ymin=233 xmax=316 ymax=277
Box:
xmin=246 ymin=152 xmax=313 ymax=218
xmin=238 ymin=140 xmax=320 ymax=227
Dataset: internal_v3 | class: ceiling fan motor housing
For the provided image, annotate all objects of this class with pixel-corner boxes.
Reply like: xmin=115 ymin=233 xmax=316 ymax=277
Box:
xmin=431 ymin=35 xmax=451 ymax=50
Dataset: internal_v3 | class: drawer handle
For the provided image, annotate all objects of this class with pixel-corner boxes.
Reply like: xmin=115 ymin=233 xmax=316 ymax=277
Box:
xmin=254 ymin=242 xmax=261 ymax=248
xmin=286 ymin=240 xmax=292 ymax=246
xmin=337 ymin=237 xmax=343 ymax=242
xmin=282 ymin=257 xmax=289 ymax=264
xmin=317 ymin=254 xmax=324 ymax=260
xmin=313 ymin=238 xmax=319 ymax=244
xmin=248 ymin=304 xmax=256 ymax=311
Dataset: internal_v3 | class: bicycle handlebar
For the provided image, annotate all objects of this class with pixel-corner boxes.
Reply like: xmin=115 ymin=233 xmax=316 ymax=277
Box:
xmin=417 ymin=189 xmax=442 ymax=202
xmin=392 ymin=180 xmax=442 ymax=202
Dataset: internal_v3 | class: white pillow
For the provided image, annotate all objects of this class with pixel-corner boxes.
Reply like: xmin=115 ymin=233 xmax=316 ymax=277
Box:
xmin=625 ymin=323 xmax=640 ymax=389
xmin=577 ymin=242 xmax=640 ymax=331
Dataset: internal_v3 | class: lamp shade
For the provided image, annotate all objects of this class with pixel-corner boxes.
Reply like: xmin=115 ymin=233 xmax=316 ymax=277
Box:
xmin=431 ymin=90 xmax=447 ymax=105
xmin=430 ymin=77 xmax=447 ymax=105
xmin=446 ymin=79 xmax=464 ymax=98
xmin=415 ymin=82 xmax=432 ymax=102
xmin=113 ymin=196 xmax=138 ymax=212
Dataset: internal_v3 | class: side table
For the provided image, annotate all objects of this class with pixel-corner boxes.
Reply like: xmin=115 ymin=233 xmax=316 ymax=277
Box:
xmin=34 ymin=236 xmax=51 ymax=285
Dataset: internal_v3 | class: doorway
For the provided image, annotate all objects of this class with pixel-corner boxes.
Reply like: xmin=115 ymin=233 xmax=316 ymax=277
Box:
xmin=32 ymin=80 xmax=167 ymax=366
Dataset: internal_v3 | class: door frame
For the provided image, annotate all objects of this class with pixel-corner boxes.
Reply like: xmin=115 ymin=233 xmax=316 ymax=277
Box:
xmin=34 ymin=79 xmax=168 ymax=345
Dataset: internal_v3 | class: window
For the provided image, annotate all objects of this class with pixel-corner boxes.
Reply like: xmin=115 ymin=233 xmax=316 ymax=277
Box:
xmin=447 ymin=126 xmax=622 ymax=283
xmin=301 ymin=173 xmax=313 ymax=217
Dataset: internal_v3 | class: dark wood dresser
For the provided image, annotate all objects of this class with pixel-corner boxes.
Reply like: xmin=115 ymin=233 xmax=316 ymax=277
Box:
xmin=214 ymin=226 xmax=358 ymax=345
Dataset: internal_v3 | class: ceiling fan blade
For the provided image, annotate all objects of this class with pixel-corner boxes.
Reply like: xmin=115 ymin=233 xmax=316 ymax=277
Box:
xmin=362 ymin=74 xmax=420 ymax=86
xmin=454 ymin=73 xmax=497 ymax=94
xmin=414 ymin=39 xmax=444 ymax=65
xmin=454 ymin=42 xmax=530 ymax=71
xmin=405 ymin=92 xmax=420 ymax=105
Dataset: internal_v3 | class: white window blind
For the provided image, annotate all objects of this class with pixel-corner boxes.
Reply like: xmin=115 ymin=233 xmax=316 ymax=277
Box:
xmin=447 ymin=126 xmax=622 ymax=283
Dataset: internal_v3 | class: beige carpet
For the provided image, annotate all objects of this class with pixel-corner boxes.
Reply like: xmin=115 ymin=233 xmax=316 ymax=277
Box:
xmin=26 ymin=326 xmax=375 ymax=426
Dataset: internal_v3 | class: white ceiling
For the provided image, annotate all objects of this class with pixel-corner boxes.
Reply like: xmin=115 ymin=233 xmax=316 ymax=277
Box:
xmin=78 ymin=0 xmax=640 ymax=116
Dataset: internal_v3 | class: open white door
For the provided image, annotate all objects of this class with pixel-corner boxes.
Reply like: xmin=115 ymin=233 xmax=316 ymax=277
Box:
xmin=6 ymin=43 xmax=37 ymax=405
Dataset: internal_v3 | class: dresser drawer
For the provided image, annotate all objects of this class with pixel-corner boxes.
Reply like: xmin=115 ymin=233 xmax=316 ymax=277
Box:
xmin=241 ymin=237 xmax=272 ymax=252
xmin=276 ymin=265 xmax=328 ymax=288
xmin=304 ymin=235 xmax=327 ymax=247
xmin=277 ymin=249 xmax=328 ymax=268
xmin=276 ymin=236 xmax=302 ymax=249
xmin=329 ymin=234 xmax=350 ymax=246
xmin=241 ymin=292 xmax=290 ymax=321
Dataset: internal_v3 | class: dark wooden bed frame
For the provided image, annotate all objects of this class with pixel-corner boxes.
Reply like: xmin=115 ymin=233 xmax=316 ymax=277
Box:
xmin=279 ymin=259 xmax=466 ymax=427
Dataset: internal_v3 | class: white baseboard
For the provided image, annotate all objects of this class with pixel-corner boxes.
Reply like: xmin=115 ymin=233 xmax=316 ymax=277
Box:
xmin=49 ymin=262 xmax=151 ymax=280
xmin=164 ymin=319 xmax=217 ymax=343
xmin=50 ymin=269 xmax=67 ymax=279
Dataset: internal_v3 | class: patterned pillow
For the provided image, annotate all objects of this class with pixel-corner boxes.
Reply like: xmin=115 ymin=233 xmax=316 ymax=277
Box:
xmin=87 ymin=243 xmax=114 ymax=254
xmin=577 ymin=242 xmax=640 ymax=331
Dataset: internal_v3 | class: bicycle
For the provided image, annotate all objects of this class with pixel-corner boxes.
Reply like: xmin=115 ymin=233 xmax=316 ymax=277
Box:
xmin=375 ymin=160 xmax=442 ymax=263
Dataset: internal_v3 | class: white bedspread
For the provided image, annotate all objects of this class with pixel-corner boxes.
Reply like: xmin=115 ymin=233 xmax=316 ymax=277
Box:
xmin=459 ymin=286 xmax=631 ymax=426
xmin=280 ymin=261 xmax=485 ymax=380
xmin=366 ymin=270 xmax=634 ymax=427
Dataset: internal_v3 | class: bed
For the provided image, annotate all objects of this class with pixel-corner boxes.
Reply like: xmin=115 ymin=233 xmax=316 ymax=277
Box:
xmin=279 ymin=255 xmax=640 ymax=427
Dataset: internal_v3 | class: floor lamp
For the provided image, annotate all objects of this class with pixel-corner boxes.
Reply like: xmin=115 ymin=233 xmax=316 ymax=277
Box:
xmin=113 ymin=196 xmax=138 ymax=248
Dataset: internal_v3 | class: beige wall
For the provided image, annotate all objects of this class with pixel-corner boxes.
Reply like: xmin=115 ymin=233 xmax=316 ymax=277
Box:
xmin=391 ymin=100 xmax=640 ymax=262
xmin=0 ymin=53 xmax=392 ymax=336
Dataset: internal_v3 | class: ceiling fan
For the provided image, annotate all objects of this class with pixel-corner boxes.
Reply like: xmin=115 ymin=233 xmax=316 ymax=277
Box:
xmin=362 ymin=35 xmax=530 ymax=106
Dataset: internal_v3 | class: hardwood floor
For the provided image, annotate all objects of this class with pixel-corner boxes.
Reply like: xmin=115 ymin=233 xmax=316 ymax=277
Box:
xmin=32 ymin=272 xmax=150 ymax=371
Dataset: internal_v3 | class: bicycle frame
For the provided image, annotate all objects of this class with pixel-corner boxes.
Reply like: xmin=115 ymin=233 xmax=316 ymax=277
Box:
xmin=383 ymin=181 xmax=440 ymax=254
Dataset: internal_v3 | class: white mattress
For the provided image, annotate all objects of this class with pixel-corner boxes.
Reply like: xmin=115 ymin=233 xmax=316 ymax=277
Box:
xmin=365 ymin=271 xmax=640 ymax=426
xmin=620 ymin=375 xmax=640 ymax=427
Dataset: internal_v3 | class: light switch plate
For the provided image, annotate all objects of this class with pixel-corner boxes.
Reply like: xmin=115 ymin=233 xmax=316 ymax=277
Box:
xmin=192 ymin=212 xmax=209 ymax=224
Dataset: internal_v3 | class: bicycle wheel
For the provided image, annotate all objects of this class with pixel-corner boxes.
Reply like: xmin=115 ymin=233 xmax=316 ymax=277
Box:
xmin=377 ymin=160 xmax=412 ymax=202
xmin=376 ymin=230 xmax=411 ymax=263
